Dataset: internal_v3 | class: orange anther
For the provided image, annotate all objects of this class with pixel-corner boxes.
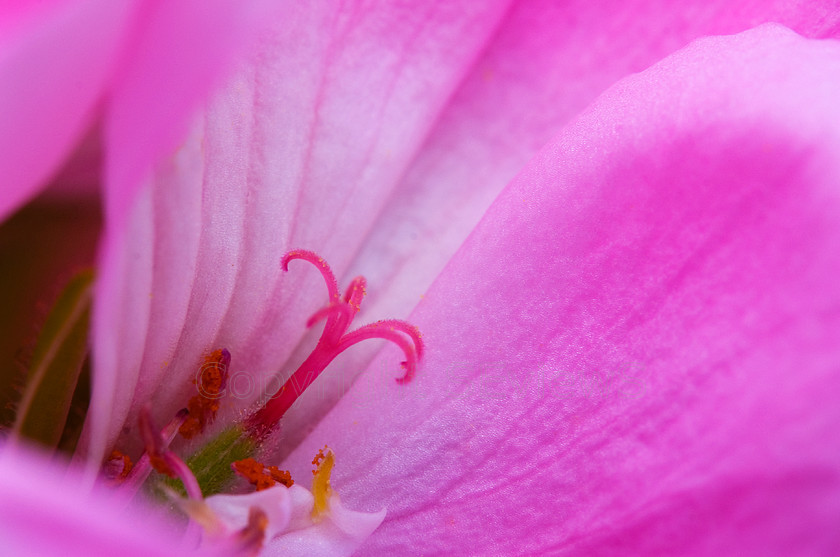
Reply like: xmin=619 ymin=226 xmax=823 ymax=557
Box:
xmin=179 ymin=349 xmax=230 ymax=439
xmin=233 ymin=457 xmax=294 ymax=491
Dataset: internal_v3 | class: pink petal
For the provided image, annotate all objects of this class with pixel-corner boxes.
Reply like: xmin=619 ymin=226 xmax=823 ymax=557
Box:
xmin=204 ymin=486 xmax=291 ymax=540
xmin=350 ymin=0 xmax=840 ymax=347
xmin=92 ymin=1 xmax=510 ymax=457
xmin=284 ymin=25 xmax=840 ymax=555
xmin=0 ymin=0 xmax=135 ymax=221
xmin=264 ymin=486 xmax=385 ymax=557
xmin=86 ymin=1 xmax=278 ymax=468
xmin=283 ymin=0 xmax=840 ymax=452
xmin=103 ymin=0 xmax=279 ymax=222
xmin=0 ymin=442 xmax=207 ymax=556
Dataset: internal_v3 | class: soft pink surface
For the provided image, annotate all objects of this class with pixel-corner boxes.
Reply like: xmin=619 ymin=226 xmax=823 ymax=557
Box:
xmin=86 ymin=0 xmax=280 ymax=466
xmin=88 ymin=1 xmax=840 ymax=463
xmin=0 ymin=0 xmax=134 ymax=221
xmin=352 ymin=0 xmax=840 ymax=324
xmin=103 ymin=0 xmax=277 ymax=222
xmin=88 ymin=1 xmax=511 ymax=458
xmin=282 ymin=26 xmax=840 ymax=555
xmin=283 ymin=0 xmax=840 ymax=453
xmin=0 ymin=442 xmax=206 ymax=557
xmin=87 ymin=1 xmax=840 ymax=462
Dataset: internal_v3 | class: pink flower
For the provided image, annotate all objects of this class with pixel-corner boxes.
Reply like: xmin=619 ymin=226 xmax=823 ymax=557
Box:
xmin=3 ymin=1 xmax=840 ymax=555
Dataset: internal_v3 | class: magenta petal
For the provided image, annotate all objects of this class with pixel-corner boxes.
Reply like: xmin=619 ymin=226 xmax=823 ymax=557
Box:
xmin=0 ymin=0 xmax=135 ymax=221
xmin=0 ymin=443 xmax=206 ymax=556
xmin=103 ymin=0 xmax=277 ymax=221
xmin=322 ymin=0 xmax=840 ymax=448
xmin=284 ymin=26 xmax=840 ymax=554
xmin=351 ymin=0 xmax=840 ymax=337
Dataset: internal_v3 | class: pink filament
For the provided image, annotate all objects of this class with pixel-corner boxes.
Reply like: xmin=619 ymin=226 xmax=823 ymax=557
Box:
xmin=248 ymin=251 xmax=422 ymax=434
xmin=164 ymin=453 xmax=203 ymax=500
xmin=137 ymin=408 xmax=203 ymax=500
xmin=120 ymin=408 xmax=188 ymax=497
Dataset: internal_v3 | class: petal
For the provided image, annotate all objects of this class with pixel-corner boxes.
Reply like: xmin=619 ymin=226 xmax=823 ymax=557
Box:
xmin=265 ymin=486 xmax=385 ymax=557
xmin=0 ymin=441 xmax=205 ymax=556
xmin=355 ymin=0 xmax=840 ymax=313
xmin=205 ymin=486 xmax=291 ymax=540
xmin=284 ymin=0 xmax=840 ymax=452
xmin=284 ymin=26 xmax=840 ymax=555
xmin=94 ymin=1 xmax=510 ymax=456
xmin=0 ymin=0 xmax=135 ymax=221
xmin=85 ymin=1 xmax=279 ymax=467
xmin=103 ymin=0 xmax=279 ymax=222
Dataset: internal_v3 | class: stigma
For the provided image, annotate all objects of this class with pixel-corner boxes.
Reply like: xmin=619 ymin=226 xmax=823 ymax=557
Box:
xmin=247 ymin=250 xmax=423 ymax=435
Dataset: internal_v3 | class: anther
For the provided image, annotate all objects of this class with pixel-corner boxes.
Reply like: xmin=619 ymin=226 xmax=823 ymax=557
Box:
xmin=103 ymin=450 xmax=133 ymax=485
xmin=180 ymin=348 xmax=231 ymax=439
xmin=232 ymin=457 xmax=294 ymax=491
xmin=311 ymin=446 xmax=335 ymax=520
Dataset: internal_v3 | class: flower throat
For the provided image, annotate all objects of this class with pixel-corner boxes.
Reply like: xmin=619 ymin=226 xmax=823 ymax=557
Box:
xmin=108 ymin=250 xmax=423 ymax=498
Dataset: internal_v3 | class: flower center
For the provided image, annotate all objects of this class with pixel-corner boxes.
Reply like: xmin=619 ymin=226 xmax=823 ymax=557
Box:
xmin=106 ymin=250 xmax=422 ymax=501
xmin=232 ymin=457 xmax=294 ymax=490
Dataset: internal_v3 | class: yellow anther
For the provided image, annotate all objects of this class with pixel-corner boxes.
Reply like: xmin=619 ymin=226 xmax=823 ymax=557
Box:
xmin=311 ymin=447 xmax=335 ymax=520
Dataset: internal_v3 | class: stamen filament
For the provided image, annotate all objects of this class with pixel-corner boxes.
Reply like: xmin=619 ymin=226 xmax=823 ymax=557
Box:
xmin=138 ymin=407 xmax=202 ymax=500
xmin=164 ymin=452 xmax=203 ymax=500
xmin=120 ymin=408 xmax=189 ymax=495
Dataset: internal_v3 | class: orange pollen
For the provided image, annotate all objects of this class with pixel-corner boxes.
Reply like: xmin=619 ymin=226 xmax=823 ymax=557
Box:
xmin=232 ymin=457 xmax=294 ymax=490
xmin=311 ymin=445 xmax=328 ymax=475
xmin=179 ymin=348 xmax=231 ymax=439
xmin=149 ymin=453 xmax=175 ymax=477
xmin=103 ymin=450 xmax=133 ymax=484
xmin=311 ymin=447 xmax=335 ymax=519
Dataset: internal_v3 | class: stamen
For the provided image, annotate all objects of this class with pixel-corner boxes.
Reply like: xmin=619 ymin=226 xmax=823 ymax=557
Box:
xmin=311 ymin=446 xmax=334 ymax=521
xmin=246 ymin=251 xmax=423 ymax=435
xmin=232 ymin=458 xmax=294 ymax=491
xmin=119 ymin=408 xmax=189 ymax=495
xmin=179 ymin=349 xmax=231 ymax=439
xmin=311 ymin=445 xmax=329 ymax=472
xmin=103 ymin=450 xmax=133 ymax=485
xmin=139 ymin=407 xmax=202 ymax=499
xmin=233 ymin=507 xmax=269 ymax=556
